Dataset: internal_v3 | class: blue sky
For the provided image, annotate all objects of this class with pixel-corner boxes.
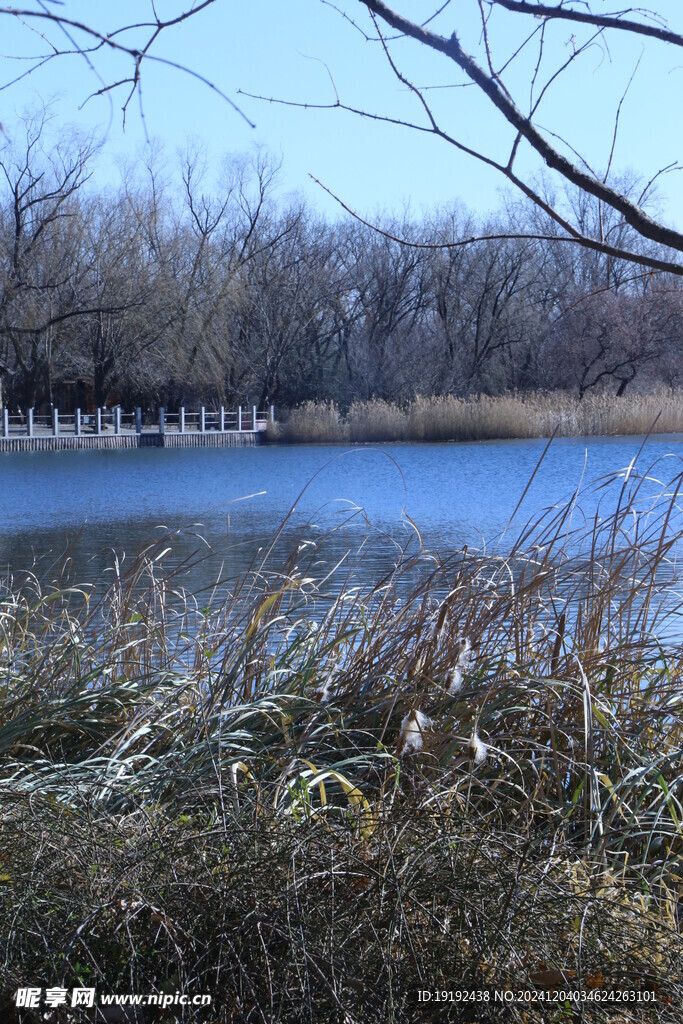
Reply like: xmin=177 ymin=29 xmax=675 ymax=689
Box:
xmin=2 ymin=1 xmax=682 ymax=225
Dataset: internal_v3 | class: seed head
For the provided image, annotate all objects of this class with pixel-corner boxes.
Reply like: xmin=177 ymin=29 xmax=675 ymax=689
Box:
xmin=446 ymin=637 xmax=472 ymax=695
xmin=468 ymin=731 xmax=488 ymax=766
xmin=457 ymin=637 xmax=473 ymax=670
xmin=397 ymin=709 xmax=434 ymax=756
xmin=447 ymin=665 xmax=463 ymax=695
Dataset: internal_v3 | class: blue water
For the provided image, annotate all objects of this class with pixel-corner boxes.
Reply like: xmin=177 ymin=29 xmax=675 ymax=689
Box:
xmin=1 ymin=436 xmax=681 ymax=600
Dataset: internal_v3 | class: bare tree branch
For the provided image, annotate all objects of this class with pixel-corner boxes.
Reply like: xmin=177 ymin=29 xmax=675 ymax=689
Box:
xmin=308 ymin=172 xmax=683 ymax=275
xmin=491 ymin=1 xmax=683 ymax=49
xmin=359 ymin=0 xmax=683 ymax=257
xmin=0 ymin=2 xmax=255 ymax=127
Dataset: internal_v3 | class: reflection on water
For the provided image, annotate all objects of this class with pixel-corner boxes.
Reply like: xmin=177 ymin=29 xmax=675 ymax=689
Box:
xmin=1 ymin=436 xmax=681 ymax=621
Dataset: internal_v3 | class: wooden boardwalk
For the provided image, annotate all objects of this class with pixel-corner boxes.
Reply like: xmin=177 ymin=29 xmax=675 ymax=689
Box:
xmin=0 ymin=404 xmax=271 ymax=453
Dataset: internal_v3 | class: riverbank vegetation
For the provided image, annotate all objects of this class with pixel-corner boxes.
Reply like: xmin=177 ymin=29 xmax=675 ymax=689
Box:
xmin=0 ymin=114 xmax=682 ymax=422
xmin=275 ymin=391 xmax=683 ymax=444
xmin=0 ymin=460 xmax=681 ymax=1021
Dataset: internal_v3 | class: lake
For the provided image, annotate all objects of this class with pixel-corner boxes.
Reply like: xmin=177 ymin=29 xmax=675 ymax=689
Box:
xmin=1 ymin=436 xmax=681 ymax=616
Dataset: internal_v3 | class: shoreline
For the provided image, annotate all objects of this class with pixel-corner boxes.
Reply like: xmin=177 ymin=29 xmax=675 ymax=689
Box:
xmin=265 ymin=430 xmax=683 ymax=448
xmin=2 ymin=391 xmax=681 ymax=453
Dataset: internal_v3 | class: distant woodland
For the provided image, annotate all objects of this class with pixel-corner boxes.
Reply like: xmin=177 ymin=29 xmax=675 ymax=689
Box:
xmin=0 ymin=116 xmax=680 ymax=416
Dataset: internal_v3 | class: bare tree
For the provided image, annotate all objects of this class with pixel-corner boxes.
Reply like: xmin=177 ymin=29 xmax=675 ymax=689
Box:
xmin=544 ymin=273 xmax=683 ymax=397
xmin=162 ymin=147 xmax=290 ymax=406
xmin=427 ymin=223 xmax=541 ymax=393
xmin=74 ymin=192 xmax=162 ymax=407
xmin=342 ymin=220 xmax=430 ymax=399
xmin=0 ymin=111 xmax=97 ymax=409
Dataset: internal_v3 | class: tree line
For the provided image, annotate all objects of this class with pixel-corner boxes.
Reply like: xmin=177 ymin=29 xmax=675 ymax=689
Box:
xmin=0 ymin=115 xmax=680 ymax=417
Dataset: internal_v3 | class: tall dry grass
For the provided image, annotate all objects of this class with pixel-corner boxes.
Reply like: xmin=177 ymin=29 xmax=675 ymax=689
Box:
xmin=276 ymin=390 xmax=683 ymax=444
xmin=0 ymin=455 xmax=681 ymax=1021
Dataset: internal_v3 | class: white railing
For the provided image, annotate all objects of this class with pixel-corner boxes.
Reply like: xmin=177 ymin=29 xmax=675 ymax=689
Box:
xmin=0 ymin=404 xmax=275 ymax=438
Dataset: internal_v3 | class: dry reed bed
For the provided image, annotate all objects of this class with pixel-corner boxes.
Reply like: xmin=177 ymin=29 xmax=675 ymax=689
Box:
xmin=0 ymin=456 xmax=681 ymax=1021
xmin=275 ymin=391 xmax=683 ymax=444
